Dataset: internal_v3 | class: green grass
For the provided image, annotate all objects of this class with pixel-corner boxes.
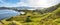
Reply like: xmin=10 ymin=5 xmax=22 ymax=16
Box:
xmin=0 ymin=7 xmax=60 ymax=25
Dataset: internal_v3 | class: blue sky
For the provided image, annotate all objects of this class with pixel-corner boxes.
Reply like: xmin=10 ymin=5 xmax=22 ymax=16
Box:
xmin=0 ymin=0 xmax=60 ymax=8
xmin=3 ymin=0 xmax=20 ymax=4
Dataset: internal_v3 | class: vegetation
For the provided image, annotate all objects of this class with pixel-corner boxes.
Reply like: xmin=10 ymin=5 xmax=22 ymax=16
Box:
xmin=0 ymin=4 xmax=60 ymax=25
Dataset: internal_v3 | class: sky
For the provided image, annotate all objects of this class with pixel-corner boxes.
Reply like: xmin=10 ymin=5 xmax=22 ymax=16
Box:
xmin=0 ymin=0 xmax=60 ymax=8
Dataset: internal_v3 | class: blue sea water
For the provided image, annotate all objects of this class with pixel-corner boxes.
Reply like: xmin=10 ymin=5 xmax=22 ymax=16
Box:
xmin=0 ymin=9 xmax=20 ymax=20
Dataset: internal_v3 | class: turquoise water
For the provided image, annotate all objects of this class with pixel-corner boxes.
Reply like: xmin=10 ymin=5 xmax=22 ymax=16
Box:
xmin=0 ymin=9 xmax=20 ymax=20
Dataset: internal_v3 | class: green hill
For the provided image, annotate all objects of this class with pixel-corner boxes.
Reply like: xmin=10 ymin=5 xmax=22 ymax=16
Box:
xmin=0 ymin=6 xmax=60 ymax=25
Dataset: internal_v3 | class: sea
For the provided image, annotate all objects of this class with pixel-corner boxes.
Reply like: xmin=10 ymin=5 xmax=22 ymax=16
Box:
xmin=0 ymin=9 xmax=20 ymax=20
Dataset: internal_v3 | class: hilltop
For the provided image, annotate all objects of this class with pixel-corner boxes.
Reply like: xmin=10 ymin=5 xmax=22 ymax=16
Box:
xmin=0 ymin=3 xmax=60 ymax=25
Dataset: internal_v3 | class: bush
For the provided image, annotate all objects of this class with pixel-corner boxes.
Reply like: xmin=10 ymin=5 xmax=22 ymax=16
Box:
xmin=25 ymin=16 xmax=32 ymax=22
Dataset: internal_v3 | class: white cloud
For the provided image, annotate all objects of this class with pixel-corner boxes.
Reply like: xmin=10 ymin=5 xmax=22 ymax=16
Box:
xmin=26 ymin=0 xmax=60 ymax=8
xmin=15 ymin=2 xmax=28 ymax=7
xmin=0 ymin=0 xmax=28 ymax=7
xmin=0 ymin=0 xmax=60 ymax=8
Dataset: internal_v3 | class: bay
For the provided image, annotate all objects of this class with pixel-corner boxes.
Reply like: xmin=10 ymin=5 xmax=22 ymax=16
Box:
xmin=0 ymin=9 xmax=20 ymax=20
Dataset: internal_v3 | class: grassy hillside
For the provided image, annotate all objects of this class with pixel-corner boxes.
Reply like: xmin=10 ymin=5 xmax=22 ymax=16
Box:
xmin=0 ymin=7 xmax=60 ymax=25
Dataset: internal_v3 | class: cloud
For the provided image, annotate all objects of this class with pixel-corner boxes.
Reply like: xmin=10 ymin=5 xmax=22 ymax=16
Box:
xmin=0 ymin=0 xmax=28 ymax=7
xmin=0 ymin=0 xmax=60 ymax=8
xmin=26 ymin=0 xmax=60 ymax=8
xmin=15 ymin=2 xmax=28 ymax=7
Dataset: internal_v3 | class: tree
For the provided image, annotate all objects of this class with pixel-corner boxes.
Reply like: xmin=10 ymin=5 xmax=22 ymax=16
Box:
xmin=25 ymin=16 xmax=32 ymax=22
